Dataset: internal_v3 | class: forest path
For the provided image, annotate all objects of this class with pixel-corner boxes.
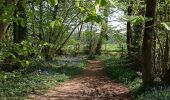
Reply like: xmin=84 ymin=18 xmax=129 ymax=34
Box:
xmin=27 ymin=60 xmax=132 ymax=100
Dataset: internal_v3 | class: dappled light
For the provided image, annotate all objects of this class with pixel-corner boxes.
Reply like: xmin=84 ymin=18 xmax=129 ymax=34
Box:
xmin=0 ymin=0 xmax=170 ymax=99
xmin=27 ymin=61 xmax=131 ymax=100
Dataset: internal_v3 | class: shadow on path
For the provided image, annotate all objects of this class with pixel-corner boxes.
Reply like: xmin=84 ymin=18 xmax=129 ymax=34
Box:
xmin=27 ymin=60 xmax=132 ymax=100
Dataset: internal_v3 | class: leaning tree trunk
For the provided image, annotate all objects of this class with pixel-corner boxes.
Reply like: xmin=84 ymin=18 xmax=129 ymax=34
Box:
xmin=142 ymin=0 xmax=157 ymax=87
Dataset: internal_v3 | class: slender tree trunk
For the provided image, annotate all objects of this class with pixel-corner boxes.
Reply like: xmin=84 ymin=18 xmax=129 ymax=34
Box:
xmin=132 ymin=5 xmax=145 ymax=70
xmin=95 ymin=6 xmax=109 ymax=55
xmin=127 ymin=3 xmax=133 ymax=57
xmin=163 ymin=34 xmax=169 ymax=72
xmin=31 ymin=1 xmax=35 ymax=37
xmin=162 ymin=4 xmax=169 ymax=75
xmin=56 ymin=22 xmax=82 ymax=53
xmin=38 ymin=0 xmax=43 ymax=40
xmin=142 ymin=0 xmax=157 ymax=87
xmin=76 ymin=22 xmax=83 ymax=56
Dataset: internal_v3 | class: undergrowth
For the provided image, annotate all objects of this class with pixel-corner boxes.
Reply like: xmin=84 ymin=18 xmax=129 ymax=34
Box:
xmin=103 ymin=56 xmax=170 ymax=100
xmin=0 ymin=57 xmax=87 ymax=99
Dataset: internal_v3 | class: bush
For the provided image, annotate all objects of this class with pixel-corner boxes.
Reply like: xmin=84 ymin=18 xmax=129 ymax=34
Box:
xmin=0 ymin=41 xmax=40 ymax=72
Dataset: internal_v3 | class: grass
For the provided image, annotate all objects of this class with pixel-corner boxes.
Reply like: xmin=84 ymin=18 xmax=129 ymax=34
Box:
xmin=0 ymin=57 xmax=87 ymax=99
xmin=101 ymin=44 xmax=121 ymax=51
xmin=102 ymin=55 xmax=170 ymax=100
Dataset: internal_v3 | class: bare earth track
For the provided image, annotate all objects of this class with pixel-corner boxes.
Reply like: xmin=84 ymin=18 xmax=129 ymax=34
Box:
xmin=27 ymin=60 xmax=132 ymax=100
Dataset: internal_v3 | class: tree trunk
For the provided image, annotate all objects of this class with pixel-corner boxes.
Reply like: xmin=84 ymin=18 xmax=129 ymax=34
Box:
xmin=31 ymin=1 xmax=35 ymax=37
xmin=38 ymin=0 xmax=43 ymax=40
xmin=132 ymin=5 xmax=145 ymax=71
xmin=127 ymin=3 xmax=133 ymax=57
xmin=13 ymin=0 xmax=27 ymax=43
xmin=76 ymin=22 xmax=83 ymax=56
xmin=142 ymin=0 xmax=157 ymax=87
xmin=95 ymin=6 xmax=109 ymax=55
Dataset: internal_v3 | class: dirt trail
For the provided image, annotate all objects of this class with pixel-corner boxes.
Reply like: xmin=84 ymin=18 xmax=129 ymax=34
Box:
xmin=27 ymin=60 xmax=132 ymax=100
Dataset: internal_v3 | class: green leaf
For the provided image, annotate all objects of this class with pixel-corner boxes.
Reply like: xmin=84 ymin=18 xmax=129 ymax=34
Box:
xmin=48 ymin=0 xmax=58 ymax=6
xmin=84 ymin=15 xmax=102 ymax=23
xmin=50 ymin=21 xmax=56 ymax=28
xmin=95 ymin=0 xmax=108 ymax=6
xmin=78 ymin=7 xmax=86 ymax=12
xmin=22 ymin=50 xmax=28 ymax=56
xmin=26 ymin=61 xmax=30 ymax=66
xmin=35 ymin=0 xmax=41 ymax=5
xmin=43 ymin=42 xmax=50 ymax=46
xmin=49 ymin=19 xmax=61 ymax=29
xmin=121 ymin=15 xmax=150 ymax=25
xmin=75 ymin=0 xmax=81 ymax=7
xmin=20 ymin=61 xmax=26 ymax=67
xmin=22 ymin=0 xmax=27 ymax=8
xmin=20 ymin=19 xmax=26 ymax=27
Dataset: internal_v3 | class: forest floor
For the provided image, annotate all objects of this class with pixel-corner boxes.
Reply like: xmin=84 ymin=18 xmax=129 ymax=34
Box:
xmin=27 ymin=60 xmax=132 ymax=100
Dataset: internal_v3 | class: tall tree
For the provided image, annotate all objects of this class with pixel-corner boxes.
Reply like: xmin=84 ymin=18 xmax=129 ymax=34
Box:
xmin=95 ymin=6 xmax=109 ymax=55
xmin=132 ymin=1 xmax=145 ymax=70
xmin=13 ymin=0 xmax=27 ymax=43
xmin=142 ymin=0 xmax=157 ymax=87
xmin=126 ymin=2 xmax=133 ymax=57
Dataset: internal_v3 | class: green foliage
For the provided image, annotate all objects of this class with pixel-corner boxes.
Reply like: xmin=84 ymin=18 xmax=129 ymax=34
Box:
xmin=0 ymin=71 xmax=68 ymax=98
xmin=103 ymin=56 xmax=143 ymax=94
xmin=137 ymin=87 xmax=170 ymax=100
xmin=0 ymin=57 xmax=86 ymax=98
xmin=121 ymin=15 xmax=152 ymax=25
xmin=0 ymin=40 xmax=40 ymax=71
xmin=95 ymin=0 xmax=108 ymax=7
xmin=103 ymin=56 xmax=170 ymax=99
xmin=104 ymin=57 xmax=138 ymax=84
xmin=48 ymin=0 xmax=58 ymax=6
xmin=35 ymin=0 xmax=41 ymax=5
xmin=0 ymin=3 xmax=16 ymax=23
xmin=95 ymin=0 xmax=108 ymax=13
xmin=49 ymin=17 xmax=63 ymax=29
xmin=84 ymin=14 xmax=103 ymax=23
xmin=112 ymin=33 xmax=126 ymax=48
xmin=75 ymin=0 xmax=82 ymax=7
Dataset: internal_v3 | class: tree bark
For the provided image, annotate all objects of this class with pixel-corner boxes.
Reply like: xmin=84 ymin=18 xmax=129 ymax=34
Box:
xmin=127 ymin=3 xmax=133 ymax=57
xmin=142 ymin=0 xmax=157 ymax=87
xmin=13 ymin=0 xmax=27 ymax=43
xmin=132 ymin=5 xmax=145 ymax=71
